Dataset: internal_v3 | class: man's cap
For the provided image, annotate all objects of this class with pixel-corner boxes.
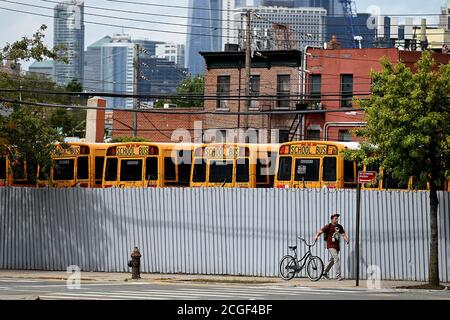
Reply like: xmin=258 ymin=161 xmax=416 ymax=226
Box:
xmin=330 ymin=213 xmax=340 ymax=219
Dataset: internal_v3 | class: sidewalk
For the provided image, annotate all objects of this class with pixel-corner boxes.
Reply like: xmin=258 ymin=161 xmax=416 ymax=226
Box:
xmin=0 ymin=269 xmax=448 ymax=291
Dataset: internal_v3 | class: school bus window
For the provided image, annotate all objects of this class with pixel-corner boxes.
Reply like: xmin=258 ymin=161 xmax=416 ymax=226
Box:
xmin=277 ymin=156 xmax=292 ymax=181
xmin=295 ymin=159 xmax=320 ymax=181
xmin=0 ymin=157 xmax=6 ymax=179
xmin=77 ymin=156 xmax=89 ymax=180
xmin=39 ymin=162 xmax=51 ymax=180
xmin=54 ymin=159 xmax=74 ymax=180
xmin=209 ymin=160 xmax=233 ymax=183
xmin=121 ymin=159 xmax=142 ymax=181
xmin=145 ymin=157 xmax=158 ymax=180
xmin=105 ymin=158 xmax=118 ymax=181
xmin=256 ymin=158 xmax=268 ymax=183
xmin=383 ymin=173 xmax=408 ymax=190
xmin=236 ymin=158 xmax=249 ymax=182
xmin=193 ymin=160 xmax=206 ymax=183
xmin=164 ymin=157 xmax=176 ymax=181
xmin=412 ymin=179 xmax=427 ymax=190
xmin=344 ymin=160 xmax=355 ymax=182
xmin=323 ymin=157 xmax=337 ymax=182
xmin=178 ymin=162 xmax=191 ymax=184
xmin=95 ymin=157 xmax=104 ymax=180
xmin=12 ymin=160 xmax=26 ymax=180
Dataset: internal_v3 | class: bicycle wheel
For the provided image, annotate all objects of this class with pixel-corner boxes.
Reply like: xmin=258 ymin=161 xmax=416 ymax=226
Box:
xmin=306 ymin=256 xmax=324 ymax=281
xmin=279 ymin=255 xmax=298 ymax=280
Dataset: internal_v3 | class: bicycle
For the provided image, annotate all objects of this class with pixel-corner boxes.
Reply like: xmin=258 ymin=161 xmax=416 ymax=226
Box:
xmin=279 ymin=237 xmax=324 ymax=281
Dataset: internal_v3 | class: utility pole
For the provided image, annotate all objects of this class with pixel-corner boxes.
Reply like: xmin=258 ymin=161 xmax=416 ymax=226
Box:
xmin=132 ymin=44 xmax=140 ymax=138
xmin=243 ymin=9 xmax=252 ymax=133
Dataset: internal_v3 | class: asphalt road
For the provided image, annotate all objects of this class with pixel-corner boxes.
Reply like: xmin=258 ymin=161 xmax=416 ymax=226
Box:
xmin=0 ymin=278 xmax=449 ymax=301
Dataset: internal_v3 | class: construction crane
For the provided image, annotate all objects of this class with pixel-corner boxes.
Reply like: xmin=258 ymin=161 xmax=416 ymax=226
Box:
xmin=338 ymin=0 xmax=362 ymax=48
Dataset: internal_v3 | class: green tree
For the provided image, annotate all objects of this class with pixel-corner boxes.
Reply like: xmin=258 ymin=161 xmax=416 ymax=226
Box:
xmin=0 ymin=25 xmax=69 ymax=183
xmin=155 ymin=75 xmax=204 ymax=108
xmin=356 ymin=51 xmax=450 ymax=287
xmin=66 ymin=78 xmax=83 ymax=92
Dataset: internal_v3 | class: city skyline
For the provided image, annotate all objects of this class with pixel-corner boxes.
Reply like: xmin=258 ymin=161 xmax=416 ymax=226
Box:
xmin=0 ymin=0 xmax=445 ymax=71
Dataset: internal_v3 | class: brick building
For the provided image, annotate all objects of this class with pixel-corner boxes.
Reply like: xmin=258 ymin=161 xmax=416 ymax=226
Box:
xmin=200 ymin=50 xmax=304 ymax=143
xmin=304 ymin=47 xmax=450 ymax=142
xmin=110 ymin=48 xmax=450 ymax=143
xmin=112 ymin=108 xmax=203 ymax=142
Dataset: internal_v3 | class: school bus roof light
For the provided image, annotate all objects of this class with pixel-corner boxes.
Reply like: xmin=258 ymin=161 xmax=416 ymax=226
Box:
xmin=107 ymin=147 xmax=117 ymax=156
xmin=327 ymin=146 xmax=338 ymax=155
xmin=148 ymin=146 xmax=159 ymax=156
xmin=279 ymin=145 xmax=289 ymax=155
xmin=80 ymin=146 xmax=90 ymax=155
xmin=239 ymin=147 xmax=250 ymax=157
xmin=194 ymin=147 xmax=204 ymax=157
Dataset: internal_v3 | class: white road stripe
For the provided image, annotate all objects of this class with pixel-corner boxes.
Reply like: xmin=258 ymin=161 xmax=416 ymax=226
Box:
xmin=46 ymin=292 xmax=171 ymax=300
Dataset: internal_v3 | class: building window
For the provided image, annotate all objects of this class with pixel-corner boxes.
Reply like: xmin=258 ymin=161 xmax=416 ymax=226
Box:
xmin=340 ymin=74 xmax=353 ymax=108
xmin=249 ymin=75 xmax=260 ymax=110
xmin=216 ymin=75 xmax=230 ymax=109
xmin=307 ymin=129 xmax=321 ymax=140
xmin=339 ymin=130 xmax=352 ymax=142
xmin=278 ymin=130 xmax=290 ymax=143
xmin=309 ymin=74 xmax=321 ymax=104
xmin=277 ymin=75 xmax=290 ymax=109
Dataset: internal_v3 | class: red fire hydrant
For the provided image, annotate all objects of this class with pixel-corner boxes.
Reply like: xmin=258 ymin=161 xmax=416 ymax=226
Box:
xmin=128 ymin=247 xmax=142 ymax=279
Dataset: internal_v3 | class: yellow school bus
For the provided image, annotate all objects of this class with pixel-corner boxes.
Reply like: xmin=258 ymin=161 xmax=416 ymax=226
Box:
xmin=0 ymin=148 xmax=29 ymax=187
xmin=40 ymin=142 xmax=110 ymax=188
xmin=190 ymin=143 xmax=279 ymax=188
xmin=102 ymin=142 xmax=195 ymax=188
xmin=361 ymin=164 xmax=450 ymax=192
xmin=274 ymin=141 xmax=359 ymax=189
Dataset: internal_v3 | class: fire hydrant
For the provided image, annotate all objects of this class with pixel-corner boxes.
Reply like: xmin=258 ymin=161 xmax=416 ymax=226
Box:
xmin=128 ymin=247 xmax=142 ymax=279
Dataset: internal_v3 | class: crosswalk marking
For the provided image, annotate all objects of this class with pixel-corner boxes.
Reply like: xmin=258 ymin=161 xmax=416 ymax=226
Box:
xmin=36 ymin=285 xmax=339 ymax=300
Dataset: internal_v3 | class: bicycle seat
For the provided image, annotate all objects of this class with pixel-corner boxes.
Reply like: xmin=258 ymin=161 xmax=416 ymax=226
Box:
xmin=288 ymin=245 xmax=297 ymax=250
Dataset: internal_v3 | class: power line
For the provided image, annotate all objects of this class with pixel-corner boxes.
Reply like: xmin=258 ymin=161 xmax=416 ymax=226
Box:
xmin=105 ymin=0 xmax=240 ymax=13
xmin=0 ymin=97 xmax=366 ymax=114
xmin=1 ymin=3 xmax=447 ymax=43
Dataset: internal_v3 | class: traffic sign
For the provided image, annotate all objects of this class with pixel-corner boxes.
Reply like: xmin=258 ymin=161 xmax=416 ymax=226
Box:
xmin=358 ymin=171 xmax=377 ymax=183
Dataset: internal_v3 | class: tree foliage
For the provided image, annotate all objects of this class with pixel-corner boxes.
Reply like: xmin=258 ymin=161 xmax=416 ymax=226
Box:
xmin=356 ymin=51 xmax=450 ymax=186
xmin=355 ymin=51 xmax=450 ymax=287
xmin=155 ymin=75 xmax=204 ymax=108
xmin=0 ymin=25 xmax=78 ymax=183
xmin=0 ymin=25 xmax=67 ymax=64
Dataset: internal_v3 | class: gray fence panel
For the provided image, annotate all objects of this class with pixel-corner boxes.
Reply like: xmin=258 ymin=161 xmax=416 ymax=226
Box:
xmin=0 ymin=187 xmax=449 ymax=282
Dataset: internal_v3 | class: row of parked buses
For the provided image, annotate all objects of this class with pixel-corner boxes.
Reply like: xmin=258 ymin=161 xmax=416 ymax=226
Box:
xmin=1 ymin=140 xmax=449 ymax=191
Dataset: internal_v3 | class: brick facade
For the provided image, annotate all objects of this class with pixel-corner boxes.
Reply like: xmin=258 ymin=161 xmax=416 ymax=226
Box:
xmin=305 ymin=48 xmax=450 ymax=142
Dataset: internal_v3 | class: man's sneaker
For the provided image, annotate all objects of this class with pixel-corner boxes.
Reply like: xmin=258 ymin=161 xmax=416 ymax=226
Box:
xmin=322 ymin=273 xmax=330 ymax=279
xmin=336 ymin=276 xmax=343 ymax=281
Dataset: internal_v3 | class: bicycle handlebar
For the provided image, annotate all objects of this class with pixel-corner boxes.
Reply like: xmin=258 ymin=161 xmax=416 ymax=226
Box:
xmin=297 ymin=236 xmax=317 ymax=247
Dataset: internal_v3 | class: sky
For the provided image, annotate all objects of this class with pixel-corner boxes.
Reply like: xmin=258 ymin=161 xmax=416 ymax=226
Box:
xmin=0 ymin=0 xmax=446 ymax=69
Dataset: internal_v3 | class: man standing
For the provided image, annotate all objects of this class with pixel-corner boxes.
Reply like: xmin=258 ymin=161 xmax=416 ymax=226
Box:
xmin=315 ymin=213 xmax=349 ymax=281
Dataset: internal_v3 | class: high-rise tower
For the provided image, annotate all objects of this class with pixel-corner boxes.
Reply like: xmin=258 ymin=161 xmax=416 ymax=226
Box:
xmin=54 ymin=0 xmax=85 ymax=86
xmin=186 ymin=0 xmax=222 ymax=75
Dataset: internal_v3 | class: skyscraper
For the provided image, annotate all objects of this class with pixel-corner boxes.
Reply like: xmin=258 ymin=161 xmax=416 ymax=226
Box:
xmin=84 ymin=36 xmax=112 ymax=92
xmin=294 ymin=0 xmax=343 ymax=16
xmin=54 ymin=0 xmax=85 ymax=86
xmin=186 ymin=0 xmax=222 ymax=75
xmin=101 ymin=34 xmax=136 ymax=109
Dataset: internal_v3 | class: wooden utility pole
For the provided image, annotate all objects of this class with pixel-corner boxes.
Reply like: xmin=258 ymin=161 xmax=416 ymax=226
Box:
xmin=132 ymin=44 xmax=140 ymax=137
xmin=243 ymin=9 xmax=252 ymax=132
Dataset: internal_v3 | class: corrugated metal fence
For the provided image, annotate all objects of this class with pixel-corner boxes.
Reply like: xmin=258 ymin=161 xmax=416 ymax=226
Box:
xmin=0 ymin=188 xmax=448 ymax=281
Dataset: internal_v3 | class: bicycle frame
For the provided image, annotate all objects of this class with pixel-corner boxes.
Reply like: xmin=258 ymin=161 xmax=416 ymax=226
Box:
xmin=289 ymin=245 xmax=312 ymax=272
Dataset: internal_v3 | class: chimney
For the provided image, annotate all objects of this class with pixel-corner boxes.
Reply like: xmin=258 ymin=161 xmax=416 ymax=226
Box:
xmin=420 ymin=18 xmax=428 ymax=51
